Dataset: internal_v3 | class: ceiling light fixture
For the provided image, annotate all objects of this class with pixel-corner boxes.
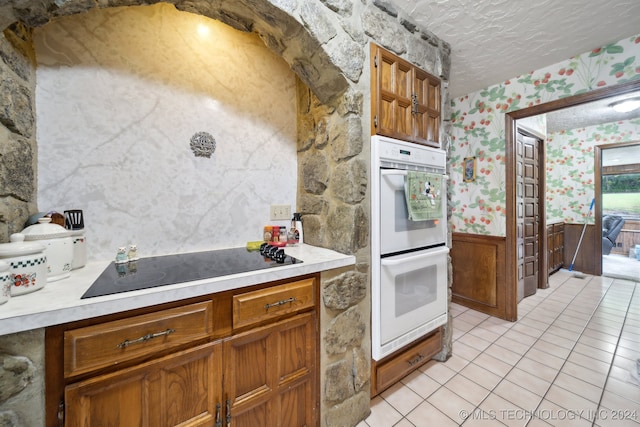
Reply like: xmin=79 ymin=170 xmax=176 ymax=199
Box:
xmin=197 ymin=23 xmax=210 ymax=37
xmin=609 ymin=97 xmax=640 ymax=113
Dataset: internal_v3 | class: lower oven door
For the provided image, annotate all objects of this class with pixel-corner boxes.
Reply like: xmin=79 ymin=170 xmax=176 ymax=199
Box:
xmin=373 ymin=245 xmax=449 ymax=360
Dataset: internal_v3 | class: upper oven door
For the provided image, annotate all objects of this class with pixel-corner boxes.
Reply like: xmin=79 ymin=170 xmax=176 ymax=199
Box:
xmin=379 ymin=169 xmax=447 ymax=254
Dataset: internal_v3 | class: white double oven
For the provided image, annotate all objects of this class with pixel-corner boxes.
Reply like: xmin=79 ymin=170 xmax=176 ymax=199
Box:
xmin=371 ymin=135 xmax=449 ymax=361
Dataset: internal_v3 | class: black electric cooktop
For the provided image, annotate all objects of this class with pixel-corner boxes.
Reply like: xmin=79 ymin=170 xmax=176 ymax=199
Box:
xmin=81 ymin=246 xmax=302 ymax=299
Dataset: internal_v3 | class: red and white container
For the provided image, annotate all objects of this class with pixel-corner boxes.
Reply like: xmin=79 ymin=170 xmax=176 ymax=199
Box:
xmin=0 ymin=260 xmax=10 ymax=304
xmin=0 ymin=233 xmax=47 ymax=296
xmin=21 ymin=217 xmax=73 ymax=282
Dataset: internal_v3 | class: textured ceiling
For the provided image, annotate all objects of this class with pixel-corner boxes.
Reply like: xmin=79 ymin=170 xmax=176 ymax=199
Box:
xmin=386 ymin=0 xmax=640 ymax=139
xmin=388 ymin=0 xmax=640 ymax=98
xmin=545 ymin=93 xmax=640 ymax=133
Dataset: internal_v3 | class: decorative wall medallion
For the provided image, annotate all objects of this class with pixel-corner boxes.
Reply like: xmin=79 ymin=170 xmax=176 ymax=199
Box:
xmin=190 ymin=132 xmax=216 ymax=158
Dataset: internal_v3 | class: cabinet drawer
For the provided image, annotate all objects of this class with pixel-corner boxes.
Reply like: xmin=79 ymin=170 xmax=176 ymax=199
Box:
xmin=374 ymin=329 xmax=442 ymax=395
xmin=233 ymin=278 xmax=315 ymax=329
xmin=64 ymin=301 xmax=213 ymax=377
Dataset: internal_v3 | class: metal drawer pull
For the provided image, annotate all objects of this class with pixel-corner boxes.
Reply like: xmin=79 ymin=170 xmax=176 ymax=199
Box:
xmin=116 ymin=328 xmax=176 ymax=349
xmin=215 ymin=402 xmax=222 ymax=427
xmin=407 ymin=353 xmax=424 ymax=366
xmin=264 ymin=297 xmax=296 ymax=310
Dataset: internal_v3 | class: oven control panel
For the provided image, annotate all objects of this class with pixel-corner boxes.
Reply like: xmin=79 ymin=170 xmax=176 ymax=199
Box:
xmin=373 ymin=135 xmax=445 ymax=170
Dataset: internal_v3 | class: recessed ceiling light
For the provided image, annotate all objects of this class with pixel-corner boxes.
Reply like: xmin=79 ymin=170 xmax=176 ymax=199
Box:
xmin=609 ymin=97 xmax=640 ymax=113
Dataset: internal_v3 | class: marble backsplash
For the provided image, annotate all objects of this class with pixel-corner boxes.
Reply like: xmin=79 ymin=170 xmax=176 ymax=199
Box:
xmin=33 ymin=4 xmax=297 ymax=261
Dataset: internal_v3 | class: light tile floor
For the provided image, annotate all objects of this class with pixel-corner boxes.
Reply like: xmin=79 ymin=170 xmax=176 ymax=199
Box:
xmin=359 ymin=270 xmax=640 ymax=426
xmin=603 ymin=254 xmax=640 ymax=281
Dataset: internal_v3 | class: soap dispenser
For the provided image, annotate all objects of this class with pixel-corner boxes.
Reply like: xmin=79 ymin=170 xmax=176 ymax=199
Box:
xmin=292 ymin=212 xmax=303 ymax=245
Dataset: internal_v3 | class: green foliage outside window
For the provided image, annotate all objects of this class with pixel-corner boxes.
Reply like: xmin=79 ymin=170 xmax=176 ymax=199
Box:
xmin=602 ymin=173 xmax=640 ymax=193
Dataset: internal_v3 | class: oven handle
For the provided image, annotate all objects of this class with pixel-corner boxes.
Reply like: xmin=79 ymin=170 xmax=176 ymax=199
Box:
xmin=381 ymin=170 xmax=408 ymax=176
xmin=381 ymin=169 xmax=449 ymax=179
xmin=381 ymin=246 xmax=450 ymax=267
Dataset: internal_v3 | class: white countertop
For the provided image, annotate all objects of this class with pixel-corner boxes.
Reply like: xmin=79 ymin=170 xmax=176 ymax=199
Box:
xmin=0 ymin=244 xmax=355 ymax=336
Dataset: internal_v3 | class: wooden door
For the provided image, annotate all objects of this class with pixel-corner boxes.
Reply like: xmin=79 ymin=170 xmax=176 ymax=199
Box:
xmin=515 ymin=134 xmax=525 ymax=301
xmin=412 ymin=68 xmax=440 ymax=145
xmin=522 ymin=133 xmax=538 ymax=297
xmin=372 ymin=44 xmax=413 ymax=141
xmin=223 ymin=312 xmax=316 ymax=427
xmin=519 ymin=131 xmax=542 ymax=297
xmin=64 ymin=342 xmax=222 ymax=427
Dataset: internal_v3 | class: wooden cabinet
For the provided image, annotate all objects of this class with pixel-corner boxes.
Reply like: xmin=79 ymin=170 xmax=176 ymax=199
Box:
xmin=371 ymin=43 xmax=441 ymax=146
xmin=547 ymin=222 xmax=564 ymax=276
xmin=47 ymin=275 xmax=318 ymax=427
xmin=224 ymin=312 xmax=316 ymax=427
xmin=232 ymin=278 xmax=315 ymax=330
xmin=370 ymin=327 xmax=442 ymax=397
xmin=64 ymin=342 xmax=222 ymax=427
xmin=63 ymin=301 xmax=213 ymax=377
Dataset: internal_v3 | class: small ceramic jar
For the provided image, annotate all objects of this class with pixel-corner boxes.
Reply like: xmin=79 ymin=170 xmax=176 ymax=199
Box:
xmin=0 ymin=260 xmax=10 ymax=305
xmin=22 ymin=217 xmax=73 ymax=282
xmin=0 ymin=234 xmax=47 ymax=296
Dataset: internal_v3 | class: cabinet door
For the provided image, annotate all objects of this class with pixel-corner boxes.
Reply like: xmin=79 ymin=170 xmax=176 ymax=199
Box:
xmin=64 ymin=342 xmax=222 ymax=427
xmin=412 ymin=68 xmax=441 ymax=145
xmin=547 ymin=226 xmax=554 ymax=274
xmin=554 ymin=224 xmax=564 ymax=269
xmin=223 ymin=312 xmax=316 ymax=427
xmin=371 ymin=43 xmax=441 ymax=147
xmin=372 ymin=44 xmax=414 ymax=141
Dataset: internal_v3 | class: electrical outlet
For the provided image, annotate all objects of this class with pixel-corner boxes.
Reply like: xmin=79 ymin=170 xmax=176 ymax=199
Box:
xmin=270 ymin=204 xmax=291 ymax=220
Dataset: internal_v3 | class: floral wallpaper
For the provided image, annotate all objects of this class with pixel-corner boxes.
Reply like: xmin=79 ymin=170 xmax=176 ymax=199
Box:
xmin=450 ymin=34 xmax=640 ymax=236
xmin=546 ymin=118 xmax=640 ymax=223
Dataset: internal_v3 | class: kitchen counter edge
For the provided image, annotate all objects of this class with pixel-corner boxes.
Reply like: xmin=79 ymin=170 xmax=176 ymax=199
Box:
xmin=0 ymin=244 xmax=355 ymax=336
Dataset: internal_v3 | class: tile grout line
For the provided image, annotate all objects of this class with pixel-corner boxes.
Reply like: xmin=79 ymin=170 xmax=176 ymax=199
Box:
xmin=454 ymin=274 xmax=613 ymax=426
xmin=525 ymin=277 xmax=633 ymax=427
xmin=402 ymin=273 xmax=588 ymax=425
xmin=497 ymin=275 xmax=608 ymax=425
xmin=592 ymin=280 xmax=638 ymax=427
xmin=372 ymin=274 xmax=624 ymax=427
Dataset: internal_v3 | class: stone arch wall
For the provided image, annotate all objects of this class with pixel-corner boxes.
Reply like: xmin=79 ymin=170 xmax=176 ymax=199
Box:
xmin=0 ymin=1 xmax=451 ymax=425
xmin=1 ymin=0 xmax=354 ymax=104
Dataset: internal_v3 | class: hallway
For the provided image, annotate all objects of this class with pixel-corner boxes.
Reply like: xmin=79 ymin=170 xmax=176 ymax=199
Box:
xmin=360 ymin=270 xmax=639 ymax=426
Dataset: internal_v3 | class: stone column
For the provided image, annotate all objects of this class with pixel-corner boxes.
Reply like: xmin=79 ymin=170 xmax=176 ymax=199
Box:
xmin=0 ymin=23 xmax=37 ymax=241
xmin=0 ymin=329 xmax=45 ymax=427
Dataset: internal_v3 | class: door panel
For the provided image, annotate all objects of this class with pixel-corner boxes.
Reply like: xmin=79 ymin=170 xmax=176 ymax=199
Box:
xmin=377 ymin=48 xmax=413 ymax=140
xmin=520 ymin=132 xmax=541 ymax=298
xmin=413 ymin=68 xmax=440 ymax=144
xmin=224 ymin=313 xmax=316 ymax=427
xmin=516 ymin=135 xmax=525 ymax=301
xmin=64 ymin=343 xmax=221 ymax=427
